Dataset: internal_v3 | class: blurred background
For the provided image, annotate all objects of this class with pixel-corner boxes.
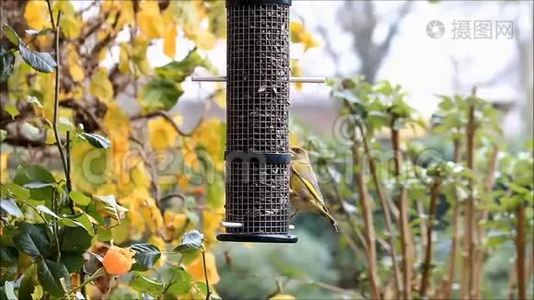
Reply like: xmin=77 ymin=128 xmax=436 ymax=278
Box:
xmin=65 ymin=0 xmax=534 ymax=298
xmin=170 ymin=1 xmax=531 ymax=299
xmin=1 ymin=1 xmax=532 ymax=299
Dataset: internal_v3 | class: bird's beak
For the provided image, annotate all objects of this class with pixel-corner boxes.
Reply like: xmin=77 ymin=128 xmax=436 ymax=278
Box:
xmin=289 ymin=149 xmax=295 ymax=158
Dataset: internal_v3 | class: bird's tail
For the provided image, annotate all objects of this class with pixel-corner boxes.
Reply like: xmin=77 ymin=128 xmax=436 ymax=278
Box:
xmin=320 ymin=208 xmax=339 ymax=232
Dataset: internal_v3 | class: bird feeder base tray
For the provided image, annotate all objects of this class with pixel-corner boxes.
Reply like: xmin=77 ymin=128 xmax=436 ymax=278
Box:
xmin=217 ymin=233 xmax=298 ymax=243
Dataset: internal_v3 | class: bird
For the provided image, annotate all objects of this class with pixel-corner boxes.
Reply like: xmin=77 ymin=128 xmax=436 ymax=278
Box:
xmin=289 ymin=147 xmax=338 ymax=232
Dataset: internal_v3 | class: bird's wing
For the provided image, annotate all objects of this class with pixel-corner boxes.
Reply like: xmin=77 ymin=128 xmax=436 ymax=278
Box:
xmin=291 ymin=162 xmax=325 ymax=205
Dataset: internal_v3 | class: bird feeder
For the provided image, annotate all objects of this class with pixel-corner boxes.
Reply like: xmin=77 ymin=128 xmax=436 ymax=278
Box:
xmin=193 ymin=0 xmax=323 ymax=243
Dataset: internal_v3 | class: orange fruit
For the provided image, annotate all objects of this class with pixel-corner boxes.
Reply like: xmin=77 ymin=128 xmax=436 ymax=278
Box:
xmin=102 ymin=246 xmax=135 ymax=276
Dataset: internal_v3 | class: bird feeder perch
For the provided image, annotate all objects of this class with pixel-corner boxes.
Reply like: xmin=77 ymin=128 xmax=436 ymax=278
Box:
xmin=193 ymin=0 xmax=324 ymax=243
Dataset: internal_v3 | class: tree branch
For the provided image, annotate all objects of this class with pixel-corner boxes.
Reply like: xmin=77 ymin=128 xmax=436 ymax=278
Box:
xmin=131 ymin=111 xmax=199 ymax=137
xmin=420 ymin=177 xmax=441 ymax=297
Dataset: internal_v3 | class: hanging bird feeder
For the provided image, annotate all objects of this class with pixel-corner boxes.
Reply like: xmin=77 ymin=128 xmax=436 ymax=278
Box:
xmin=192 ymin=0 xmax=324 ymax=243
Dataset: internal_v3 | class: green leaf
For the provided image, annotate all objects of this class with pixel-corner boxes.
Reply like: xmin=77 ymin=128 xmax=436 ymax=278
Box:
xmin=0 ymin=199 xmax=23 ymax=217
xmin=58 ymin=117 xmax=75 ymax=133
xmin=3 ymin=281 xmax=17 ymax=300
xmin=94 ymin=195 xmax=128 ymax=221
xmin=0 ymin=47 xmax=15 ymax=82
xmin=14 ymin=164 xmax=56 ymax=184
xmin=80 ymin=133 xmax=111 ymax=149
xmin=60 ymin=253 xmax=85 ymax=273
xmin=61 ymin=226 xmax=92 ymax=253
xmin=0 ymin=247 xmax=18 ymax=282
xmin=154 ymin=49 xmax=208 ymax=82
xmin=13 ymin=223 xmax=53 ymax=258
xmin=173 ymin=230 xmax=204 ymax=253
xmin=140 ymin=79 xmax=183 ymax=112
xmin=23 ymin=181 xmax=55 ymax=189
xmin=332 ymin=90 xmax=358 ymax=103
xmin=0 ymin=246 xmax=17 ymax=263
xmin=3 ymin=104 xmax=18 ymax=118
xmin=36 ymin=205 xmax=60 ymax=219
xmin=130 ymin=243 xmax=161 ymax=271
xmin=60 ymin=213 xmax=95 ymax=236
xmin=69 ymin=191 xmax=91 ymax=206
xmin=0 ymin=129 xmax=6 ymax=142
xmin=25 ymin=28 xmax=53 ymax=37
xmin=438 ymin=95 xmax=454 ymax=110
xmin=36 ymin=258 xmax=69 ymax=297
xmin=207 ymin=176 xmax=224 ymax=210
xmin=4 ymin=183 xmax=30 ymax=201
xmin=130 ymin=273 xmax=164 ymax=297
xmin=19 ymin=44 xmax=56 ymax=73
xmin=18 ymin=267 xmax=36 ymax=300
xmin=2 ymin=24 xmax=20 ymax=45
xmin=163 ymin=267 xmax=192 ymax=297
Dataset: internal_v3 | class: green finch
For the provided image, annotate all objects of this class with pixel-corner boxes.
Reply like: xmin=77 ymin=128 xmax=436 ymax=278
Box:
xmin=289 ymin=147 xmax=338 ymax=231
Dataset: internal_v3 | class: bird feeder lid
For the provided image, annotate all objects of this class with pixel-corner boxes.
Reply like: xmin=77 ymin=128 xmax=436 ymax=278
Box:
xmin=226 ymin=0 xmax=292 ymax=7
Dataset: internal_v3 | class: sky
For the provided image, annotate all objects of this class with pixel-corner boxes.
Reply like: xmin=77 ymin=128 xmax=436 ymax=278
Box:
xmin=290 ymin=1 xmax=531 ymax=120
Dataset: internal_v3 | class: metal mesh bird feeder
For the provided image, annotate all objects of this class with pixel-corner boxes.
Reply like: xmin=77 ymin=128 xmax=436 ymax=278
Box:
xmin=216 ymin=0 xmax=296 ymax=243
xmin=192 ymin=0 xmax=323 ymax=243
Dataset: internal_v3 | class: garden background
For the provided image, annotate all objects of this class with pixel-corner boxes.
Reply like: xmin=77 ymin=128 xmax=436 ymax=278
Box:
xmin=0 ymin=1 xmax=532 ymax=299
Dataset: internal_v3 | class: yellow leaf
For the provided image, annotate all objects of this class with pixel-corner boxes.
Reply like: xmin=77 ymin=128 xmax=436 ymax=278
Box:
xmin=66 ymin=45 xmax=84 ymax=81
xmin=137 ymin=1 xmax=164 ymax=39
xmin=90 ymin=68 xmax=114 ymax=104
xmin=186 ymin=252 xmax=220 ymax=285
xmin=36 ymin=73 xmax=55 ymax=120
xmin=190 ymin=119 xmax=224 ymax=171
xmin=164 ymin=24 xmax=178 ymax=58
xmin=164 ymin=211 xmax=188 ymax=240
xmin=95 ymin=183 xmax=117 ymax=196
xmin=290 ymin=21 xmax=319 ymax=51
xmin=203 ymin=209 xmax=223 ymax=246
xmin=0 ymin=153 xmax=9 ymax=184
xmin=103 ymin=1 xmax=134 ymax=28
xmin=177 ymin=175 xmax=189 ymax=190
xmin=118 ymin=43 xmax=130 ymax=74
xmin=55 ymin=1 xmax=82 ymax=39
xmin=291 ymin=59 xmax=303 ymax=91
xmin=148 ymin=117 xmax=178 ymax=150
xmin=131 ymin=163 xmax=151 ymax=191
xmin=60 ymin=13 xmax=82 ymax=39
xmin=103 ymin=103 xmax=132 ymax=192
xmin=121 ymin=188 xmax=164 ymax=235
xmin=102 ymin=0 xmax=121 ymax=13
xmin=130 ymin=38 xmax=151 ymax=75
xmin=103 ymin=102 xmax=130 ymax=141
xmin=24 ymin=0 xmax=49 ymax=30
xmin=184 ymin=24 xmax=216 ymax=50
xmin=213 ymin=87 xmax=225 ymax=108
